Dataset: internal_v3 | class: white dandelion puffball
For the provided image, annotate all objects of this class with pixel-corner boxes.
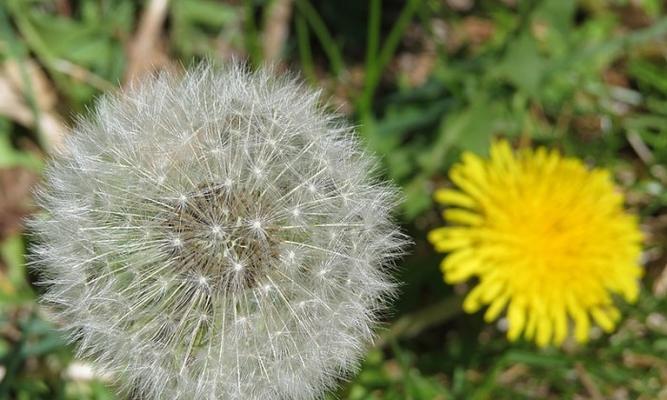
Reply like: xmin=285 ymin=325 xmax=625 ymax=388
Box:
xmin=30 ymin=63 xmax=406 ymax=399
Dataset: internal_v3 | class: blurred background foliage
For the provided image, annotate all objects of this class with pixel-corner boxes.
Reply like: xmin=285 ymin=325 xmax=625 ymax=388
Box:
xmin=0 ymin=0 xmax=666 ymax=399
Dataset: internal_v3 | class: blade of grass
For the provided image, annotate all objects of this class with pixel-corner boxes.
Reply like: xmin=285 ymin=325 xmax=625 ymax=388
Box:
xmin=0 ymin=3 xmax=43 ymax=147
xmin=358 ymin=0 xmax=421 ymax=117
xmin=0 ymin=315 xmax=28 ymax=398
xmin=365 ymin=0 xmax=381 ymax=78
xmin=294 ymin=0 xmax=344 ymax=77
xmin=5 ymin=0 xmax=65 ymax=88
xmin=4 ymin=0 xmax=112 ymax=107
xmin=244 ymin=0 xmax=262 ymax=67
xmin=295 ymin=13 xmax=317 ymax=85
xmin=389 ymin=339 xmax=416 ymax=400
xmin=377 ymin=295 xmax=462 ymax=348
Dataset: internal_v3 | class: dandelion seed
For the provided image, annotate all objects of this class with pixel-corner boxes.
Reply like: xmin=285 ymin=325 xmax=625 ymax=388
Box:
xmin=31 ymin=62 xmax=406 ymax=399
xmin=428 ymin=139 xmax=643 ymax=347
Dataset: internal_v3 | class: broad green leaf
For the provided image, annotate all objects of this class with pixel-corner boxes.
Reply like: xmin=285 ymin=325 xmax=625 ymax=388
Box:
xmin=496 ymin=33 xmax=547 ymax=96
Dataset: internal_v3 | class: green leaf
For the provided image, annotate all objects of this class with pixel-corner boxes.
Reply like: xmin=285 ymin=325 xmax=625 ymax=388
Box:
xmin=1 ymin=235 xmax=31 ymax=296
xmin=422 ymin=97 xmax=498 ymax=174
xmin=503 ymin=350 xmax=570 ymax=368
xmin=534 ymin=0 xmax=576 ymax=35
xmin=170 ymin=0 xmax=240 ymax=58
xmin=629 ymin=60 xmax=667 ymax=94
xmin=496 ymin=33 xmax=547 ymax=96
xmin=402 ymin=175 xmax=432 ymax=220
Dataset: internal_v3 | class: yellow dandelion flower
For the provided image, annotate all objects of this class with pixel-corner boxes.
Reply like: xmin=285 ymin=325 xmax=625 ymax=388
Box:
xmin=428 ymin=139 xmax=643 ymax=347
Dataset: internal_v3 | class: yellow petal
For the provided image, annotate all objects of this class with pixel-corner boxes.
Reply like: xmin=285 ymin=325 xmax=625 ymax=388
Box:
xmin=572 ymin=308 xmax=590 ymax=343
xmin=449 ymin=168 xmax=486 ymax=203
xmin=507 ymin=300 xmax=526 ymax=341
xmin=552 ymin=307 xmax=568 ymax=345
xmin=434 ymin=188 xmax=476 ymax=208
xmin=441 ymin=252 xmax=480 ymax=283
xmin=462 ymin=285 xmax=485 ymax=313
xmin=591 ymin=307 xmax=616 ymax=333
xmin=535 ymin=314 xmax=553 ymax=348
xmin=524 ymin=310 xmax=538 ymax=341
xmin=428 ymin=228 xmax=473 ymax=252
xmin=443 ymin=209 xmax=484 ymax=226
xmin=484 ymin=293 xmax=509 ymax=323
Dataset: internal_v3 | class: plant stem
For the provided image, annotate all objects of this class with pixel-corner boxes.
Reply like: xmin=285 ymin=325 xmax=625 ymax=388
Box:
xmin=294 ymin=0 xmax=344 ymax=77
xmin=358 ymin=0 xmax=421 ymax=117
xmin=377 ymin=295 xmax=463 ymax=348
xmin=295 ymin=13 xmax=317 ymax=85
xmin=365 ymin=0 xmax=381 ymax=80
xmin=244 ymin=0 xmax=262 ymax=67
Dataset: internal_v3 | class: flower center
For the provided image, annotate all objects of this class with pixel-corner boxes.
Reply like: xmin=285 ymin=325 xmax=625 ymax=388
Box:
xmin=511 ymin=207 xmax=583 ymax=272
xmin=163 ymin=184 xmax=280 ymax=292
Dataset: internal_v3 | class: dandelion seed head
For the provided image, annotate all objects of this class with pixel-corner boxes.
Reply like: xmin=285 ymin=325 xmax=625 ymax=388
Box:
xmin=31 ymin=62 xmax=406 ymax=400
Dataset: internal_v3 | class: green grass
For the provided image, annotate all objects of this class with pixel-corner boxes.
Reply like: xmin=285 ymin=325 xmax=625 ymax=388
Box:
xmin=0 ymin=0 xmax=666 ymax=398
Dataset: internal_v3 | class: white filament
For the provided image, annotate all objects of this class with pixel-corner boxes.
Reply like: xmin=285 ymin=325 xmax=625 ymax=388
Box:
xmin=30 ymin=63 xmax=406 ymax=400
